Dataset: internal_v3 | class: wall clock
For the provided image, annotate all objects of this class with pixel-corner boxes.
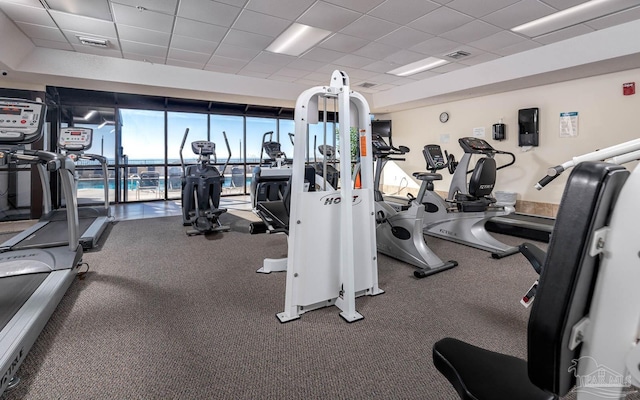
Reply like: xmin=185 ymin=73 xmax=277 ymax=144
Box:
xmin=439 ymin=112 xmax=449 ymax=123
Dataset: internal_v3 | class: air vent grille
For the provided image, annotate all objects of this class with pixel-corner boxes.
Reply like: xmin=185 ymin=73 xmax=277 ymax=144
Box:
xmin=445 ymin=50 xmax=471 ymax=59
xmin=358 ymin=82 xmax=376 ymax=88
xmin=77 ymin=36 xmax=109 ymax=48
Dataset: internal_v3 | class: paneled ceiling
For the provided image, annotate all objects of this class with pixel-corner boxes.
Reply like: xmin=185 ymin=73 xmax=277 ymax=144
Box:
xmin=2 ymin=0 xmax=640 ymax=97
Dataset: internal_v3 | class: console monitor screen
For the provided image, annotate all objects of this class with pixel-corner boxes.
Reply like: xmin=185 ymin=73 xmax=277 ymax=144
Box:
xmin=371 ymin=120 xmax=391 ymax=138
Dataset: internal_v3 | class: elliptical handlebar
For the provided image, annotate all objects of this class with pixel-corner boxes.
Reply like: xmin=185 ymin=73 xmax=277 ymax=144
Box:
xmin=179 ymin=127 xmax=189 ymax=177
xmin=221 ymin=131 xmax=231 ymax=177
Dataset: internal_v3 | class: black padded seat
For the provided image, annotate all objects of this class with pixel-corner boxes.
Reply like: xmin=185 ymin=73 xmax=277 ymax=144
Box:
xmin=256 ymin=201 xmax=289 ymax=234
xmin=433 ymin=338 xmax=556 ymax=400
xmin=413 ymin=172 xmax=442 ymax=182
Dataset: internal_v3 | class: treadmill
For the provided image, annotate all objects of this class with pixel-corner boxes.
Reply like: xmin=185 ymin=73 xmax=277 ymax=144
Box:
xmin=0 ymin=127 xmax=112 ymax=250
xmin=0 ymin=98 xmax=83 ymax=395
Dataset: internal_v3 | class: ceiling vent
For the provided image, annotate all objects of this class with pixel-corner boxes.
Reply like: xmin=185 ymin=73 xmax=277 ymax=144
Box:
xmin=358 ymin=82 xmax=376 ymax=88
xmin=77 ymin=36 xmax=109 ymax=48
xmin=445 ymin=50 xmax=471 ymax=59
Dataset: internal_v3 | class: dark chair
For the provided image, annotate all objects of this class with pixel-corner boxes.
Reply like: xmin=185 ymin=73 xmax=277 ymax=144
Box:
xmin=137 ymin=171 xmax=161 ymax=199
xmin=432 ymin=161 xmax=629 ymax=400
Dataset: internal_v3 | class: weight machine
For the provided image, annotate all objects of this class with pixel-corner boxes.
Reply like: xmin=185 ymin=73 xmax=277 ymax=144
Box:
xmin=270 ymin=71 xmax=383 ymax=323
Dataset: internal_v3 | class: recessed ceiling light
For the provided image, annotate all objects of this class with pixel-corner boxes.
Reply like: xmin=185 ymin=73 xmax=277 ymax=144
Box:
xmin=266 ymin=23 xmax=332 ymax=57
xmin=387 ymin=57 xmax=448 ymax=77
xmin=512 ymin=0 xmax=640 ymax=37
xmin=77 ymin=36 xmax=109 ymax=48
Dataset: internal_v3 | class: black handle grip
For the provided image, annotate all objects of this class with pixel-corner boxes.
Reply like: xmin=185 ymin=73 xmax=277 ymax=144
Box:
xmin=535 ymin=165 xmax=564 ymax=190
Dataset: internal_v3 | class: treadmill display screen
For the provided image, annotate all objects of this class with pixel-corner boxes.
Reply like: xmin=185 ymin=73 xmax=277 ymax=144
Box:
xmin=0 ymin=107 xmax=21 ymax=116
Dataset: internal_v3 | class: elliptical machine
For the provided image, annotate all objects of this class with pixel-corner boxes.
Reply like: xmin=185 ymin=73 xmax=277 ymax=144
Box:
xmin=179 ymin=128 xmax=231 ymax=236
xmin=372 ymin=134 xmax=458 ymax=278
xmin=420 ymin=137 xmax=518 ymax=258
xmin=250 ymin=131 xmax=292 ymax=210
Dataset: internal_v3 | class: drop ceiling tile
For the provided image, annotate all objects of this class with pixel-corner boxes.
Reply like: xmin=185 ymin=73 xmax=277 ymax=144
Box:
xmin=408 ymin=7 xmax=473 ymax=35
xmin=297 ymin=1 xmax=362 ymax=31
xmin=533 ymin=23 xmax=594 ymax=45
xmin=222 ymin=29 xmax=273 ymax=50
xmin=269 ymin=74 xmax=299 ymax=83
xmin=203 ymin=64 xmax=243 ymax=74
xmin=287 ymin=58 xmax=325 ymax=71
xmin=233 ymin=9 xmax=290 ymax=37
xmin=171 ymin=34 xmax=219 ymax=53
xmin=173 ymin=18 xmax=228 ymax=42
xmin=301 ymin=47 xmax=346 ymax=63
xmin=0 ymin=0 xmax=43 ymax=7
xmin=0 ymin=2 xmax=55 ymax=26
xmin=324 ymin=0 xmax=385 ymax=13
xmin=314 ymin=63 xmax=342 ymax=73
xmin=493 ymin=39 xmax=541 ymax=56
xmin=318 ymin=33 xmax=368 ymax=53
xmin=208 ymin=55 xmax=247 ymax=68
xmin=362 ymin=60 xmax=398 ymax=73
xmin=303 ymin=71 xmax=332 ymax=82
xmin=340 ymin=15 xmax=400 ymax=41
xmin=253 ymin=51 xmax=296 ymax=66
xmin=456 ymin=51 xmax=501 ymax=66
xmin=71 ymin=44 xmax=122 ymax=57
xmin=366 ymin=73 xmax=403 ymax=84
xmin=49 ymin=10 xmax=117 ymax=37
xmin=440 ymin=20 xmax=502 ymax=43
xmin=168 ymin=47 xmax=211 ymax=63
xmin=383 ymin=49 xmax=426 ymax=64
xmin=120 ymin=39 xmax=168 ymax=57
xmin=482 ymin=0 xmax=557 ymax=30
xmin=376 ymin=27 xmax=433 ymax=49
xmin=112 ymin=3 xmax=174 ymax=32
xmin=31 ymin=38 xmax=74 ymax=50
xmin=15 ymin=22 xmax=67 ymax=42
xmin=344 ymin=68 xmax=378 ymax=79
xmin=166 ymin=58 xmax=206 ymax=69
xmin=430 ymin=62 xmax=466 ymax=73
xmin=468 ymin=30 xmax=526 ymax=51
xmin=368 ymin=0 xmax=440 ymax=25
xmin=586 ymin=6 xmax=640 ymax=30
xmin=274 ymin=67 xmax=310 ymax=78
xmin=177 ymin=0 xmax=242 ymax=26
xmin=245 ymin=0 xmax=314 ymax=20
xmin=446 ymin=0 xmax=520 ymax=18
xmin=123 ymin=53 xmax=166 ymax=64
xmin=334 ymin=54 xmax=376 ymax=68
xmin=353 ymin=41 xmax=400 ymax=59
xmin=117 ymin=25 xmax=171 ymax=47
xmin=539 ymin=0 xmax=584 ymax=10
xmin=410 ymin=36 xmax=461 ymax=56
xmin=112 ymin=0 xmax=179 ymax=14
xmin=238 ymin=69 xmax=271 ymax=79
xmin=216 ymin=0 xmax=249 ymax=8
xmin=214 ymin=44 xmax=259 ymax=60
xmin=46 ymin=0 xmax=112 ymax=21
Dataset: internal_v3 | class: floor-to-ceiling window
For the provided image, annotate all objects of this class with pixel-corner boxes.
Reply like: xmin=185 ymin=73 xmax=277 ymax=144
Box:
xmin=211 ymin=115 xmax=244 ymax=194
xmin=167 ymin=112 xmax=208 ymax=200
xmin=119 ymin=109 xmax=165 ymax=202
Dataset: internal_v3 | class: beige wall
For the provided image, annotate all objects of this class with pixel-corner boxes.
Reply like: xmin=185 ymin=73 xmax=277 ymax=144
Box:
xmin=377 ymin=68 xmax=640 ymax=205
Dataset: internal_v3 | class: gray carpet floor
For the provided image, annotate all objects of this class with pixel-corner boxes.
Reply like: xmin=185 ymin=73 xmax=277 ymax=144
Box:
xmin=0 ymin=211 xmax=619 ymax=399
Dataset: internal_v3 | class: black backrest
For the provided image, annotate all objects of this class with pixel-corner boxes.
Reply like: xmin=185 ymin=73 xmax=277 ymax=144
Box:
xmin=528 ymin=161 xmax=628 ymax=396
xmin=468 ymin=157 xmax=496 ymax=197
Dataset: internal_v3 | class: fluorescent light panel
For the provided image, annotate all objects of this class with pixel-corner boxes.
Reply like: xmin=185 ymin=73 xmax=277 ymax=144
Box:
xmin=512 ymin=0 xmax=640 ymax=37
xmin=266 ymin=23 xmax=332 ymax=56
xmin=387 ymin=57 xmax=448 ymax=77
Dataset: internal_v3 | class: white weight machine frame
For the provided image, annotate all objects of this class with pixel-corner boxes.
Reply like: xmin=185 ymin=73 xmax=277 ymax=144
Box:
xmin=276 ymin=71 xmax=383 ymax=323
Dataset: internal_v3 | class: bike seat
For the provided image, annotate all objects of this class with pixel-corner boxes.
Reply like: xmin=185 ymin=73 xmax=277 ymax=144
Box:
xmin=412 ymin=172 xmax=442 ymax=181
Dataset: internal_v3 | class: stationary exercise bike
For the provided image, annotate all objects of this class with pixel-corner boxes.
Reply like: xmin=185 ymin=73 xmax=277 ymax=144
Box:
xmin=420 ymin=137 xmax=518 ymax=258
xmin=372 ymin=134 xmax=458 ymax=278
xmin=179 ymin=128 xmax=231 ymax=236
xmin=250 ymin=131 xmax=292 ymax=211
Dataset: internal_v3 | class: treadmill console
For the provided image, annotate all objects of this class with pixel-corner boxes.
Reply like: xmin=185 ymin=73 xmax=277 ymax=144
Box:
xmin=192 ymin=140 xmax=215 ymax=156
xmin=371 ymin=134 xmax=391 ymax=153
xmin=423 ymin=144 xmax=446 ymax=170
xmin=458 ymin=137 xmax=495 ymax=154
xmin=0 ymin=98 xmax=46 ymax=144
xmin=59 ymin=127 xmax=93 ymax=151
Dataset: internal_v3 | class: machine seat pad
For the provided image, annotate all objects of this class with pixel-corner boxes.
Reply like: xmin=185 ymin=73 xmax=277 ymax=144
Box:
xmin=456 ymin=197 xmax=493 ymax=212
xmin=256 ymin=200 xmax=289 ymax=233
xmin=433 ymin=338 xmax=556 ymax=400
xmin=412 ymin=172 xmax=442 ymax=182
